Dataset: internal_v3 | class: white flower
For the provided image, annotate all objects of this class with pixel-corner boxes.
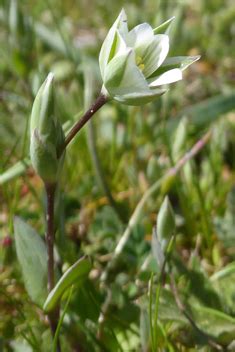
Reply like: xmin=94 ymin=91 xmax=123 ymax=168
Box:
xmin=99 ymin=9 xmax=200 ymax=105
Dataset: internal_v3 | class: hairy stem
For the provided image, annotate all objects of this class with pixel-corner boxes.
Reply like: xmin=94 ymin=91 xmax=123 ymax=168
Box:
xmin=45 ymin=184 xmax=56 ymax=291
xmin=45 ymin=183 xmax=61 ymax=352
xmin=58 ymin=93 xmax=108 ymax=157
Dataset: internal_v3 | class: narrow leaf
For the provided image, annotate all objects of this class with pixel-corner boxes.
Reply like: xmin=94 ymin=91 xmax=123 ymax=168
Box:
xmin=153 ymin=17 xmax=175 ymax=34
xmin=210 ymin=262 xmax=235 ymax=282
xmin=151 ymin=227 xmax=165 ymax=269
xmin=43 ymin=256 xmax=92 ymax=312
xmin=191 ymin=305 xmax=235 ymax=344
xmin=14 ymin=217 xmax=47 ymax=306
xmin=0 ymin=158 xmax=30 ymax=185
xmin=168 ymin=93 xmax=235 ymax=132
xmin=140 ymin=307 xmax=150 ymax=351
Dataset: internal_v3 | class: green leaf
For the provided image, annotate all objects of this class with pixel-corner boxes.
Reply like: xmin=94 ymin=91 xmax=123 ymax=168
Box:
xmin=173 ymin=257 xmax=222 ymax=310
xmin=151 ymin=227 xmax=165 ymax=269
xmin=43 ymin=256 xmax=92 ymax=312
xmin=152 ymin=55 xmax=200 ymax=77
xmin=114 ymin=88 xmax=166 ymax=106
xmin=210 ymin=262 xmax=235 ymax=312
xmin=14 ymin=217 xmax=47 ymax=307
xmin=172 ymin=117 xmax=188 ymax=162
xmin=34 ymin=23 xmax=71 ymax=57
xmin=0 ymin=158 xmax=30 ymax=185
xmin=159 ymin=289 xmax=235 ymax=345
xmin=211 ymin=262 xmax=235 ymax=282
xmin=153 ymin=17 xmax=175 ymax=34
xmin=191 ymin=305 xmax=235 ymax=344
xmin=159 ymin=289 xmax=187 ymax=325
xmin=157 ymin=196 xmax=175 ymax=242
xmin=168 ymin=92 xmax=235 ymax=131
xmin=140 ymin=307 xmax=150 ymax=351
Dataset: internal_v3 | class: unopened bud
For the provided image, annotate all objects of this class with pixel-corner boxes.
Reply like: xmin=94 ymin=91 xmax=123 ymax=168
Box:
xmin=30 ymin=73 xmax=64 ymax=184
xmin=157 ymin=196 xmax=175 ymax=243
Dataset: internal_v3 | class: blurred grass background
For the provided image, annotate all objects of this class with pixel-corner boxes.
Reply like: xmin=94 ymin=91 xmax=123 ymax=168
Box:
xmin=0 ymin=0 xmax=235 ymax=350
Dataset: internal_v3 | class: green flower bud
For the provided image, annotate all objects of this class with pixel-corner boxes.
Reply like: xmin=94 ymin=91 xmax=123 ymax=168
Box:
xmin=99 ymin=9 xmax=200 ymax=106
xmin=157 ymin=196 xmax=175 ymax=243
xmin=30 ymin=73 xmax=65 ymax=184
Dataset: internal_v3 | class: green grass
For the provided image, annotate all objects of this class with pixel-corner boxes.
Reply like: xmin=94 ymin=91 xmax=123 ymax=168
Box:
xmin=0 ymin=0 xmax=235 ymax=350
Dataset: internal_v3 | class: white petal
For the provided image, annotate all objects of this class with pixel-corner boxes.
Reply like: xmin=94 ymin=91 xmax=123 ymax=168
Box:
xmin=148 ymin=68 xmax=182 ymax=87
xmin=125 ymin=23 xmax=153 ymax=50
xmin=104 ymin=49 xmax=149 ymax=97
xmin=99 ymin=9 xmax=128 ymax=79
xmin=141 ymin=34 xmax=169 ymax=78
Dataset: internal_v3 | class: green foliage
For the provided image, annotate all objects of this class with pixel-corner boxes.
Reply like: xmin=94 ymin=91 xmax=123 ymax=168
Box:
xmin=43 ymin=256 xmax=92 ymax=312
xmin=157 ymin=196 xmax=175 ymax=243
xmin=0 ymin=0 xmax=235 ymax=350
xmin=14 ymin=217 xmax=47 ymax=307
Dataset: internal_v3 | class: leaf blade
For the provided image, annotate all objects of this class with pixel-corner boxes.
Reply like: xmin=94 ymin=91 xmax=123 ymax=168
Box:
xmin=14 ymin=217 xmax=47 ymax=307
xmin=43 ymin=256 xmax=92 ymax=312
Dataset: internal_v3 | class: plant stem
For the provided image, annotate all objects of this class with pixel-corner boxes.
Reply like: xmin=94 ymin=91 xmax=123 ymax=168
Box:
xmin=48 ymin=93 xmax=107 ymax=349
xmin=58 ymin=93 xmax=108 ymax=157
xmin=45 ymin=183 xmax=56 ymax=292
xmin=45 ymin=183 xmax=61 ymax=352
xmin=149 ymin=273 xmax=154 ymax=352
xmin=53 ymin=286 xmax=74 ymax=352
xmin=152 ymin=234 xmax=175 ymax=350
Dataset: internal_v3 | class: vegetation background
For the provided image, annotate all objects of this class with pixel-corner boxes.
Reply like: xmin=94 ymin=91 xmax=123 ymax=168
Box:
xmin=0 ymin=0 xmax=235 ymax=350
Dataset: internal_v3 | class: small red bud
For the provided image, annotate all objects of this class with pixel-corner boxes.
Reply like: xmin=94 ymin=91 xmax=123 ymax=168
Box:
xmin=1 ymin=236 xmax=13 ymax=248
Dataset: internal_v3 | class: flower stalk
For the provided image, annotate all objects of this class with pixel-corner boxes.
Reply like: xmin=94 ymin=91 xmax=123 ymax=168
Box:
xmin=59 ymin=93 xmax=108 ymax=157
xmin=45 ymin=182 xmax=61 ymax=352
